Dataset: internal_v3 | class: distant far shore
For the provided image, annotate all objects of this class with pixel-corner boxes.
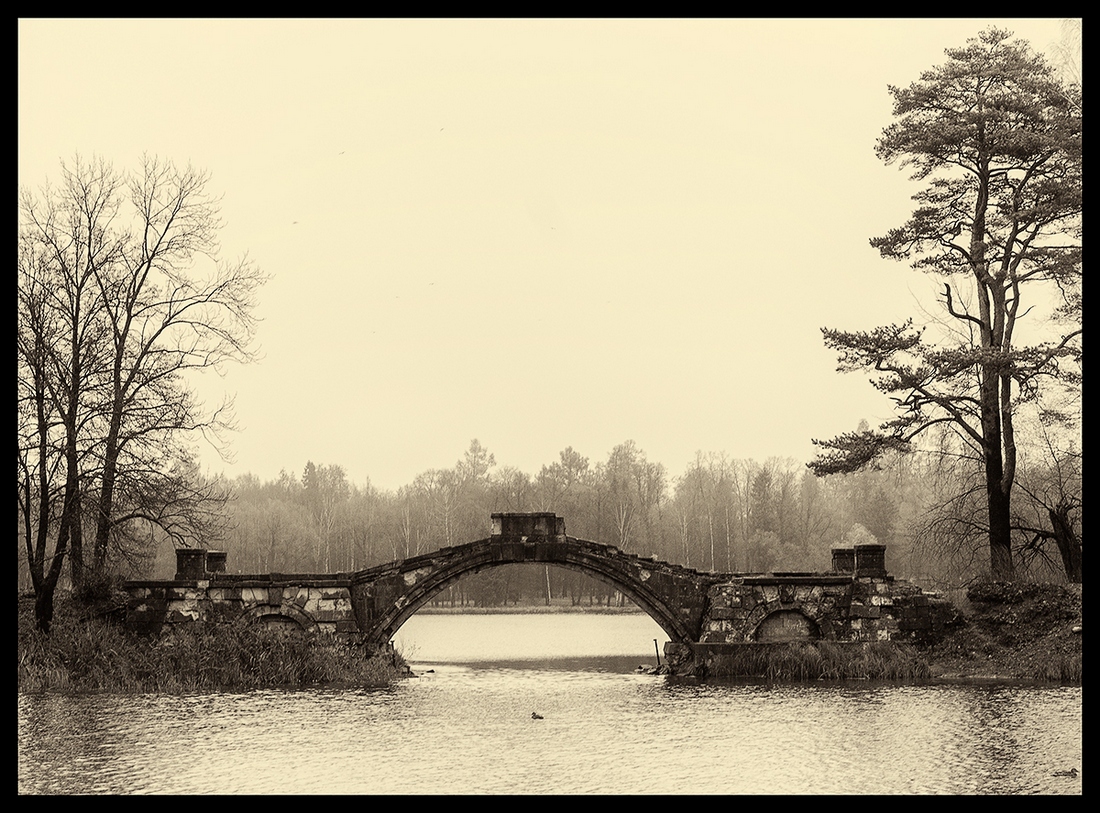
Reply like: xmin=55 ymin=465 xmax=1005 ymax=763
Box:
xmin=414 ymin=604 xmax=644 ymax=615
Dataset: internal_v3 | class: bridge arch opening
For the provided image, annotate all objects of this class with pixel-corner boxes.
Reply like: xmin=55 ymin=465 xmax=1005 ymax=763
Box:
xmin=424 ymin=563 xmax=644 ymax=611
xmin=241 ymin=604 xmax=318 ymax=636
xmin=362 ymin=550 xmax=698 ymax=650
xmin=753 ymin=609 xmax=820 ymax=642
xmin=393 ymin=563 xmax=669 ymax=663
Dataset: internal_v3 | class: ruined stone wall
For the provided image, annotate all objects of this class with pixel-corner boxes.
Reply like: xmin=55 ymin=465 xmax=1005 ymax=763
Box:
xmin=124 ymin=579 xmax=358 ymax=637
xmin=663 ymin=568 xmax=962 ymax=677
xmin=698 ymin=575 xmax=959 ymax=645
xmin=701 ymin=578 xmax=855 ymax=643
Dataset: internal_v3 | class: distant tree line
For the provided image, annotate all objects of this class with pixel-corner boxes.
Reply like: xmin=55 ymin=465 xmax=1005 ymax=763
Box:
xmin=78 ymin=432 xmax=1072 ymax=610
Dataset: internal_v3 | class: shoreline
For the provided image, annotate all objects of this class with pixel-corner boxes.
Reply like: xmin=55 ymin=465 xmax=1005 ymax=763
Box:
xmin=413 ymin=604 xmax=644 ymax=615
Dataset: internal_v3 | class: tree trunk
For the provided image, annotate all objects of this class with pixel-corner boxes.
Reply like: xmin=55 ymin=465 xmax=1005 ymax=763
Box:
xmin=979 ymin=360 xmax=1016 ymax=581
xmin=986 ymin=483 xmax=1015 ymax=581
xmin=1049 ymin=501 xmax=1082 ymax=583
xmin=63 ymin=440 xmax=85 ymax=592
xmin=92 ymin=389 xmax=124 ymax=575
xmin=707 ymin=513 xmax=715 ymax=572
xmin=34 ymin=588 xmax=55 ymax=636
xmin=34 ymin=511 xmax=72 ymax=634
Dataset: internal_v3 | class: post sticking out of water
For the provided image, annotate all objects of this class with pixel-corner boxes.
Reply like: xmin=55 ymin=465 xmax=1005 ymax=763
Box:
xmin=654 ymin=639 xmax=661 ymax=667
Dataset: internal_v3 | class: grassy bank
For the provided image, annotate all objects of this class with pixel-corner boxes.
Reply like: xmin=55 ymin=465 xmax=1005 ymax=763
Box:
xmin=923 ymin=581 xmax=1082 ymax=683
xmin=18 ymin=595 xmax=410 ymax=694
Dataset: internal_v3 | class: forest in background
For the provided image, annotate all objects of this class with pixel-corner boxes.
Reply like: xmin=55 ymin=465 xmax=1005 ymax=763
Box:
xmin=72 ymin=428 xmax=1070 ymax=610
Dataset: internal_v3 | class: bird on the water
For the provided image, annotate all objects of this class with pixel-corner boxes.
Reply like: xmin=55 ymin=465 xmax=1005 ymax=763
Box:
xmin=531 ymin=712 xmax=543 ymax=720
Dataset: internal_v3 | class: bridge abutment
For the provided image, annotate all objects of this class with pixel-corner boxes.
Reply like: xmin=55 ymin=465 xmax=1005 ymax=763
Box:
xmin=662 ymin=547 xmax=961 ymax=676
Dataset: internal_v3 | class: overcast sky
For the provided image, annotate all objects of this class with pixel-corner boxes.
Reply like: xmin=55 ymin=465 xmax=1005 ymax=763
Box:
xmin=18 ymin=18 xmax=1074 ymax=492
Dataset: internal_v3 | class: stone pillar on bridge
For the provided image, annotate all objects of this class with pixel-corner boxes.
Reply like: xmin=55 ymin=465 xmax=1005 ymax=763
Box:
xmin=175 ymin=548 xmax=207 ymax=580
xmin=831 ymin=547 xmax=855 ymax=575
xmin=854 ymin=544 xmax=887 ymax=579
xmin=490 ymin=512 xmax=566 ymax=539
xmin=206 ymin=551 xmax=227 ymax=574
xmin=174 ymin=548 xmax=227 ymax=579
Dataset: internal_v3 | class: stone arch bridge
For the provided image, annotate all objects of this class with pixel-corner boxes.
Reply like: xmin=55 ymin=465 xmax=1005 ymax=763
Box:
xmin=123 ymin=513 xmax=957 ymax=673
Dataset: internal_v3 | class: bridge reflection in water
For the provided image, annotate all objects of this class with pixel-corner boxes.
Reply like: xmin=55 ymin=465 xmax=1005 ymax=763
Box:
xmin=123 ymin=512 xmax=958 ymax=675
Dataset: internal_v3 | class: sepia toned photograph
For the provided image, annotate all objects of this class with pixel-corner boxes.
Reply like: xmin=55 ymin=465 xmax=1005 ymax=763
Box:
xmin=18 ymin=18 xmax=1080 ymax=795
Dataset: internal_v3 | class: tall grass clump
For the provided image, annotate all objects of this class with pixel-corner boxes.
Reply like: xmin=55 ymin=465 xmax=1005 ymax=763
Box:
xmin=18 ymin=596 xmax=409 ymax=694
xmin=1032 ymin=651 xmax=1082 ymax=683
xmin=704 ymin=641 xmax=933 ymax=681
xmin=848 ymin=642 xmax=931 ymax=680
xmin=145 ymin=624 xmax=407 ymax=693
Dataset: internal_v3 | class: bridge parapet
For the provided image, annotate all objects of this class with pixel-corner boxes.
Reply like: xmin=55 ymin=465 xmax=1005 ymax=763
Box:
xmin=123 ymin=575 xmax=357 ymax=637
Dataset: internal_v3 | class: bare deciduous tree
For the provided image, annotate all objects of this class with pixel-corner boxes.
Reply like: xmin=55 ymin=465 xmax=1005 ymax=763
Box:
xmin=18 ymin=154 xmax=267 ymax=632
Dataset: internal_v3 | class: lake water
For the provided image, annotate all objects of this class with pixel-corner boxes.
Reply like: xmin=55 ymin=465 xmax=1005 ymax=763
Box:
xmin=18 ymin=612 xmax=1082 ymax=795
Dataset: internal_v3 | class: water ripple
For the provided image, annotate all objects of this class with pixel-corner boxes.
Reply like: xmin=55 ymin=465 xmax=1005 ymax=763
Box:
xmin=19 ymin=615 xmax=1082 ymax=795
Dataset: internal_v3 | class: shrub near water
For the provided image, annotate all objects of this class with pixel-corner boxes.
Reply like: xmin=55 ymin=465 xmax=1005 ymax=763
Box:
xmin=18 ymin=597 xmax=409 ymax=694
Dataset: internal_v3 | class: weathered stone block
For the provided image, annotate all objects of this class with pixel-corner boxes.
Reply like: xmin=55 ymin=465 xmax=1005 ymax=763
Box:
xmin=208 ymin=587 xmax=244 ymax=602
xmin=209 ymin=601 xmax=244 ymax=623
xmin=165 ymin=608 xmax=199 ymax=624
xmin=175 ymin=548 xmax=207 ymax=580
xmin=854 ymin=544 xmax=887 ymax=578
xmin=850 ymin=604 xmax=881 ymax=619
